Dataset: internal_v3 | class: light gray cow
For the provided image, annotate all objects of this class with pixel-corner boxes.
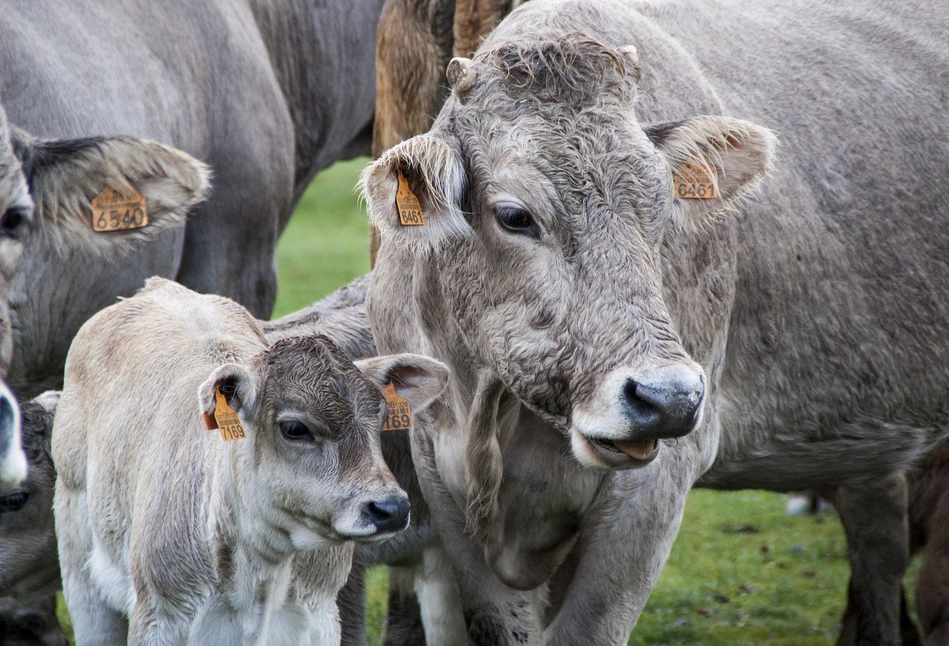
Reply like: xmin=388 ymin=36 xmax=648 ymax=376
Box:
xmin=0 ymin=391 xmax=65 ymax=646
xmin=53 ymin=278 xmax=448 ymax=645
xmin=362 ymin=0 xmax=949 ymax=643
xmin=1 ymin=0 xmax=387 ymax=397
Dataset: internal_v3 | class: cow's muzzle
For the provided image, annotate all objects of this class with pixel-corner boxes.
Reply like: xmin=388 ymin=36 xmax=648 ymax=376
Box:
xmin=569 ymin=363 xmax=705 ymax=470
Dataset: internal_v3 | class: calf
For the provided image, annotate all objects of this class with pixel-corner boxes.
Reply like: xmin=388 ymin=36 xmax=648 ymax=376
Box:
xmin=53 ymin=278 xmax=448 ymax=645
xmin=0 ymin=391 xmax=65 ymax=646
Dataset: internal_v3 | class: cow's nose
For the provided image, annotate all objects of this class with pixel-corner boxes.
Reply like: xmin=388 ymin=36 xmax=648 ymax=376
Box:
xmin=622 ymin=365 xmax=704 ymax=439
xmin=363 ymin=494 xmax=411 ymax=533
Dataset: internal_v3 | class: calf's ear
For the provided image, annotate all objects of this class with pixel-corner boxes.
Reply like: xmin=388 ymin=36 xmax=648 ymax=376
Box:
xmin=11 ymin=129 xmax=211 ymax=256
xmin=197 ymin=364 xmax=261 ymax=424
xmin=646 ymin=116 xmax=777 ymax=226
xmin=355 ymin=354 xmax=450 ymax=413
xmin=360 ymin=133 xmax=468 ymax=253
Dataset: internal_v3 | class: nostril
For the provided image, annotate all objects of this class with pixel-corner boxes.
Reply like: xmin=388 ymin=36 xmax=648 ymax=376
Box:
xmin=364 ymin=495 xmax=411 ymax=533
xmin=622 ymin=379 xmax=661 ymax=425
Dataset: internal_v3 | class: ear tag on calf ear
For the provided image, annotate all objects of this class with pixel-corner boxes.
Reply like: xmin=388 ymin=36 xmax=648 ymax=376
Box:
xmin=674 ymin=162 xmax=719 ymax=200
xmin=206 ymin=386 xmax=246 ymax=441
xmin=396 ymin=171 xmax=424 ymax=226
xmin=91 ymin=185 xmax=149 ymax=232
xmin=381 ymin=382 xmax=413 ymax=432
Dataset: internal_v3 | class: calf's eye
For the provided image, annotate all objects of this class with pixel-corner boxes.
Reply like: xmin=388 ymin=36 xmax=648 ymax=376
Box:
xmin=0 ymin=491 xmax=29 ymax=512
xmin=1 ymin=208 xmax=28 ymax=237
xmin=495 ymin=206 xmax=540 ymax=238
xmin=280 ymin=420 xmax=311 ymax=442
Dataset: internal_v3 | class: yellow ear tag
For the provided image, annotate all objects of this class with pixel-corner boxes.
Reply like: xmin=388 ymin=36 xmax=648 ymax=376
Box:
xmin=205 ymin=386 xmax=246 ymax=441
xmin=381 ymin=382 xmax=413 ymax=432
xmin=91 ymin=185 xmax=149 ymax=231
xmin=396 ymin=171 xmax=425 ymax=226
xmin=674 ymin=162 xmax=719 ymax=200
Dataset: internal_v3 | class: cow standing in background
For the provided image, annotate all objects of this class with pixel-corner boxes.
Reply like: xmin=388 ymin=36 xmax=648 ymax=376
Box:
xmin=1 ymin=0 xmax=387 ymax=397
xmin=363 ymin=0 xmax=949 ymax=642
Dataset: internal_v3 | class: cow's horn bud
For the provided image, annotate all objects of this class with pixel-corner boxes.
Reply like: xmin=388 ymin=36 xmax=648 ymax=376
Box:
xmin=616 ymin=45 xmax=642 ymax=83
xmin=447 ymin=57 xmax=477 ymax=95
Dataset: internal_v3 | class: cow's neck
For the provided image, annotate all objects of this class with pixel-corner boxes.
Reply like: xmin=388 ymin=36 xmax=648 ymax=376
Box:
xmin=248 ymin=0 xmax=385 ymax=195
xmin=207 ymin=448 xmax=300 ymax=589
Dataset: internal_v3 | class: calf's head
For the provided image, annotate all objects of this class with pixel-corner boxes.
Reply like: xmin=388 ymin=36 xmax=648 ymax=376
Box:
xmin=364 ymin=35 xmax=775 ymax=476
xmin=199 ymin=335 xmax=448 ymax=549
xmin=0 ymin=391 xmax=59 ymax=597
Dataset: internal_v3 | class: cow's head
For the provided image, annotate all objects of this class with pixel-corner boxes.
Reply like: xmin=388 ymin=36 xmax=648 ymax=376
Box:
xmin=363 ymin=34 xmax=775 ymax=532
xmin=198 ymin=335 xmax=448 ymax=548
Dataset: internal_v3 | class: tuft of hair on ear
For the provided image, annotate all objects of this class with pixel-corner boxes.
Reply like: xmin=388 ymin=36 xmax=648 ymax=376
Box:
xmin=358 ymin=133 xmax=469 ymax=254
xmin=648 ymin=115 xmax=778 ymax=228
xmin=12 ymin=129 xmax=211 ymax=258
xmin=463 ymin=371 xmax=507 ymax=543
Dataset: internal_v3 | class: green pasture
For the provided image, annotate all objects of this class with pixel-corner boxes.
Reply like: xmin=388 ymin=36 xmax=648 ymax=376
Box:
xmin=56 ymin=158 xmax=920 ymax=644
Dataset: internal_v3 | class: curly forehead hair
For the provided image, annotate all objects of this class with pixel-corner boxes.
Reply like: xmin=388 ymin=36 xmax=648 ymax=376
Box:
xmin=475 ymin=33 xmax=637 ymax=104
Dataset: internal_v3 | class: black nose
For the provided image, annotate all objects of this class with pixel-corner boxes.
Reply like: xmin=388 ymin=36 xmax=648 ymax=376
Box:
xmin=363 ymin=494 xmax=411 ymax=533
xmin=622 ymin=368 xmax=703 ymax=439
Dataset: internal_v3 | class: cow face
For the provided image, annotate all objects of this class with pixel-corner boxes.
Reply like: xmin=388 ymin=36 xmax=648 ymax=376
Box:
xmin=0 ymin=108 xmax=34 ymax=379
xmin=364 ymin=35 xmax=775 ymax=472
xmin=199 ymin=336 xmax=448 ymax=549
xmin=0 ymin=392 xmax=59 ymax=597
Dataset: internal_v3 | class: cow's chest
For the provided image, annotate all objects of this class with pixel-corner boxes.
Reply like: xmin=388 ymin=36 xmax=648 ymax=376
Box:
xmin=485 ymin=420 xmax=603 ymax=589
xmin=187 ymin=563 xmax=339 ymax=646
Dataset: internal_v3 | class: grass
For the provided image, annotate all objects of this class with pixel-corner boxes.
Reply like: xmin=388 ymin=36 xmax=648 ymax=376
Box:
xmin=56 ymin=158 xmax=922 ymax=644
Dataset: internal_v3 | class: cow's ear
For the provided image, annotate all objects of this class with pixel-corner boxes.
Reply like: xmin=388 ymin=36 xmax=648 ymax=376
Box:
xmin=647 ymin=116 xmax=777 ymax=226
xmin=360 ymin=133 xmax=469 ymax=252
xmin=197 ymin=364 xmax=261 ymax=425
xmin=12 ymin=129 xmax=211 ymax=256
xmin=355 ymin=353 xmax=450 ymax=413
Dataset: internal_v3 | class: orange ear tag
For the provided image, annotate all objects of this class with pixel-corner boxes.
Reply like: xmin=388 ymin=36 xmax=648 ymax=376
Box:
xmin=203 ymin=386 xmax=246 ymax=441
xmin=381 ymin=382 xmax=413 ymax=432
xmin=396 ymin=172 xmax=425 ymax=226
xmin=674 ymin=162 xmax=719 ymax=200
xmin=91 ymin=185 xmax=149 ymax=231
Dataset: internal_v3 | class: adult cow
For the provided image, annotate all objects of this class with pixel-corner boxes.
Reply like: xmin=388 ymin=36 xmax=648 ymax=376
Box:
xmin=0 ymin=0 xmax=385 ymax=396
xmin=362 ymin=0 xmax=949 ymax=643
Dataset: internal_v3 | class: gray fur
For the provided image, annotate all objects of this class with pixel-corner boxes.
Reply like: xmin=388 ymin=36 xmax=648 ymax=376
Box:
xmin=0 ymin=0 xmax=386 ymax=377
xmin=0 ymin=391 xmax=65 ymax=646
xmin=53 ymin=278 xmax=448 ymax=645
xmin=362 ymin=0 xmax=949 ymax=643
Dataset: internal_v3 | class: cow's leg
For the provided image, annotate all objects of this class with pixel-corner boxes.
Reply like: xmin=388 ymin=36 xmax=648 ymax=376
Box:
xmin=834 ymin=474 xmax=912 ymax=646
xmin=412 ymin=430 xmax=540 ymax=646
xmin=415 ymin=545 xmax=467 ymax=644
xmin=56 ymin=490 xmax=128 ymax=645
xmin=175 ymin=124 xmax=293 ymax=319
xmin=541 ymin=454 xmax=692 ymax=646
xmin=380 ymin=566 xmax=426 ymax=646
xmin=338 ymin=555 xmax=368 ymax=646
xmin=914 ymin=493 xmax=949 ymax=646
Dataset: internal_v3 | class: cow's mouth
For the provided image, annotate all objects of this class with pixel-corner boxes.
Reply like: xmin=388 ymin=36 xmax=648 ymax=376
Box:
xmin=591 ymin=437 xmax=659 ymax=461
xmin=571 ymin=430 xmax=660 ymax=470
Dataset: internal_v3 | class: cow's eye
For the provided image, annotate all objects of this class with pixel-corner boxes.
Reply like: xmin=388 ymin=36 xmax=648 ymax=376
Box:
xmin=280 ymin=420 xmax=312 ymax=442
xmin=1 ymin=207 xmax=29 ymax=237
xmin=495 ymin=206 xmax=540 ymax=238
xmin=0 ymin=491 xmax=29 ymax=513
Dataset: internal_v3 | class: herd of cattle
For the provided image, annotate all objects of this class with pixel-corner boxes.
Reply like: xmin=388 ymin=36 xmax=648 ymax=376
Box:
xmin=0 ymin=0 xmax=947 ymax=644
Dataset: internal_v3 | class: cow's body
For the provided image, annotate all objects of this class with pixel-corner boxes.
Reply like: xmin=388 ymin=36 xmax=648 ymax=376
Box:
xmin=53 ymin=279 xmax=448 ymax=645
xmin=0 ymin=0 xmax=385 ymax=397
xmin=363 ymin=0 xmax=949 ymax=643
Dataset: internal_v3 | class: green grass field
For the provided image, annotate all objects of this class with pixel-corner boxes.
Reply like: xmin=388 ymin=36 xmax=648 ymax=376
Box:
xmin=56 ymin=158 xmax=921 ymax=644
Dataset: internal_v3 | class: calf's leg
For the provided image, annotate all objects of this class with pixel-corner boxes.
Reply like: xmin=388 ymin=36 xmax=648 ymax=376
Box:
xmin=914 ymin=494 xmax=949 ymax=646
xmin=380 ymin=566 xmax=426 ymax=646
xmin=56 ymin=490 xmax=128 ymax=645
xmin=834 ymin=474 xmax=913 ymax=646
